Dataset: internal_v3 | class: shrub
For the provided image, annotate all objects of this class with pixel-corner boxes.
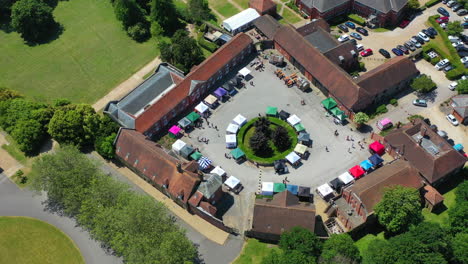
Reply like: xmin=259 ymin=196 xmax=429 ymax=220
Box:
xmin=390 ymin=98 xmax=398 ymax=106
xmin=446 ymin=68 xmax=464 ymax=80
xmin=353 ymin=112 xmax=369 ymax=125
xmin=376 ymin=104 xmax=388 ymax=114
xmin=127 ymin=22 xmax=150 ymax=42
xmin=430 ymin=56 xmax=441 ymax=65
xmin=408 ymin=114 xmax=425 ymax=122
xmin=359 ymin=61 xmax=366 ymax=71
xmin=197 ymin=37 xmax=218 ymax=52
xmin=348 ymin=14 xmax=366 ymax=26
xmin=422 ymin=52 xmax=431 ymax=62
xmin=425 ymin=0 xmax=441 ymax=7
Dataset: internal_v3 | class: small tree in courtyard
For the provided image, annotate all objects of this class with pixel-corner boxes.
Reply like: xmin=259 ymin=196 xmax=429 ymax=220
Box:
xmin=272 ymin=126 xmax=291 ymax=151
xmin=411 ymin=74 xmax=436 ymax=93
xmin=353 ymin=112 xmax=369 ymax=127
xmin=374 ymin=185 xmax=423 ymax=234
xmin=279 ymin=226 xmax=322 ymax=259
xmin=408 ymin=0 xmax=420 ymax=9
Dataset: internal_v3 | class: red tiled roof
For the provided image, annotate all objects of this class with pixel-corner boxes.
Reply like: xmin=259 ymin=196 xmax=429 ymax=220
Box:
xmin=252 ymin=190 xmax=316 ymax=235
xmin=384 ymin=119 xmax=467 ymax=184
xmin=274 ymin=25 xmax=369 ymax=111
xmin=135 ymin=33 xmax=253 ymax=133
xmin=423 ymin=185 xmax=444 ymax=205
xmin=115 ymin=129 xmax=201 ymax=203
xmin=188 ymin=190 xmax=204 ymax=207
xmin=249 ymin=0 xmax=277 ymax=13
xmin=347 ymin=159 xmax=423 ymax=214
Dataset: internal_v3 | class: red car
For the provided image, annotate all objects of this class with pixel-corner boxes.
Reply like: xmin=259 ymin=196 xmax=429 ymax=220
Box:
xmin=360 ymin=49 xmax=373 ymax=57
xmin=399 ymin=20 xmax=410 ymax=28
xmin=436 ymin=16 xmax=449 ymax=24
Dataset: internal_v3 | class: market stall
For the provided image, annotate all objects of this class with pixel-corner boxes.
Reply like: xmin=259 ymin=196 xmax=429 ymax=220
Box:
xmin=190 ymin=151 xmax=202 ymax=161
xmin=338 ymin=171 xmax=354 ymax=185
xmin=213 ymin=87 xmax=228 ymax=100
xmin=180 ymin=145 xmax=194 ymax=159
xmin=195 ymin=102 xmax=209 ymax=115
xmin=274 ymin=160 xmax=287 ymax=174
xmin=211 ymin=166 xmax=226 ymax=177
xmin=233 ymin=114 xmax=247 ymax=127
xmin=230 ymin=148 xmax=245 ymax=163
xmin=294 ymin=144 xmax=308 ymax=156
xmin=369 ymin=141 xmax=385 ymax=156
xmin=273 ymin=183 xmax=286 ymax=193
xmin=286 ymin=152 xmax=301 ymax=165
xmin=226 ymin=134 xmax=237 ymax=148
xmin=298 ymin=132 xmax=310 ymax=145
xmin=238 ymin=67 xmax=251 ymax=79
xmin=261 ymin=182 xmax=274 ymax=196
xmin=198 ymin=156 xmax=212 ymax=170
xmin=168 ymin=125 xmax=181 ymax=138
xmin=294 ymin=123 xmax=305 ymax=132
xmin=279 ymin=110 xmax=290 ymax=121
xmin=178 ymin=117 xmax=192 ymax=129
xmin=298 ymin=186 xmax=311 ymax=199
xmin=286 ymin=184 xmax=299 ymax=195
xmin=204 ymin=95 xmax=218 ymax=108
xmin=321 ymin=98 xmax=337 ymax=110
xmin=360 ymin=160 xmax=373 ymax=171
xmin=185 ymin=112 xmax=201 ymax=123
xmin=226 ymin=123 xmax=240 ymax=134
xmin=266 ymin=106 xmax=278 ymax=116
xmin=287 ymin=114 xmax=301 ymax=126
xmin=368 ymin=154 xmax=384 ymax=167
xmin=224 ymin=176 xmax=242 ymax=193
xmin=317 ymin=183 xmax=334 ymax=200
xmin=329 ymin=178 xmax=344 ymax=192
xmin=172 ymin=139 xmax=186 ymax=155
xmin=349 ymin=165 xmax=365 ymax=179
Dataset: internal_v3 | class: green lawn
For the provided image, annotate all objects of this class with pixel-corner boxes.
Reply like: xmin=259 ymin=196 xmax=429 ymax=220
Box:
xmin=0 ymin=0 xmax=158 ymax=104
xmin=209 ymin=0 xmax=241 ymax=18
xmin=354 ymin=232 xmax=385 ymax=255
xmin=233 ymin=239 xmax=281 ymax=264
xmin=233 ymin=0 xmax=250 ymax=9
xmin=422 ymin=184 xmax=457 ymax=226
xmin=279 ymin=7 xmax=302 ymax=24
xmin=0 ymin=217 xmax=85 ymax=264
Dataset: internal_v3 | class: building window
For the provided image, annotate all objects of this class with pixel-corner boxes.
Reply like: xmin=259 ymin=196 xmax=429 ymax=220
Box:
xmin=134 ymin=159 xmax=139 ymax=166
xmin=117 ymin=146 xmax=121 ymax=153
xmin=125 ymin=152 xmax=130 ymax=159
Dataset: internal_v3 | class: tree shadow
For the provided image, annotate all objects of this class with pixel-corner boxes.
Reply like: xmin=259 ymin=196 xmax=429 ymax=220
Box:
xmin=24 ymin=22 xmax=64 ymax=46
xmin=216 ymin=193 xmax=235 ymax=219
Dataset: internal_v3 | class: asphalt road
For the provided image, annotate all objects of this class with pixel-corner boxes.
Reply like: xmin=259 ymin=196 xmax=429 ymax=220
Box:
xmin=0 ymin=173 xmax=122 ymax=264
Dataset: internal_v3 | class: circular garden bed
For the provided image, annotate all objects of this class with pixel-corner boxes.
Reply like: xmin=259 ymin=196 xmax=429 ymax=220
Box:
xmin=237 ymin=116 xmax=297 ymax=165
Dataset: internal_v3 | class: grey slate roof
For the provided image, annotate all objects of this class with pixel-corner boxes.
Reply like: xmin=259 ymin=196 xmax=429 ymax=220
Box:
xmin=355 ymin=0 xmax=408 ymax=13
xmin=197 ymin=174 xmax=222 ymax=199
xmin=303 ymin=28 xmax=338 ymax=52
xmin=452 ymin=95 xmax=468 ymax=118
xmin=300 ymin=0 xmax=349 ymax=12
xmin=253 ymin=15 xmax=281 ymax=39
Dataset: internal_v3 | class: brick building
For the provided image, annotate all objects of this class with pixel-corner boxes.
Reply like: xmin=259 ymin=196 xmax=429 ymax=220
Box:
xmin=295 ymin=0 xmax=408 ymax=27
xmin=249 ymin=0 xmax=277 ymax=16
xmin=451 ymin=95 xmax=468 ymax=125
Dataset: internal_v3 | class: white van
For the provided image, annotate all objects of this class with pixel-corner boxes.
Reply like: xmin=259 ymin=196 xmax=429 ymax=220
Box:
xmin=448 ymin=35 xmax=461 ymax=43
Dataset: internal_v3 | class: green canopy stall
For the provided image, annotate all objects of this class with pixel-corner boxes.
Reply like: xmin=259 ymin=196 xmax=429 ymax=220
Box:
xmin=231 ymin=148 xmax=245 ymax=160
xmin=321 ymin=98 xmax=337 ymax=110
xmin=266 ymin=106 xmax=278 ymax=116
xmin=294 ymin=123 xmax=305 ymax=132
xmin=273 ymin=183 xmax=286 ymax=193
xmin=186 ymin=112 xmax=201 ymax=122
xmin=190 ymin=151 xmax=202 ymax=161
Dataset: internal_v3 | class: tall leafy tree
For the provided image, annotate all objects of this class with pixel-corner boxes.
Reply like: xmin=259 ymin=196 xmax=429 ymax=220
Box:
xmin=272 ymin=126 xmax=291 ymax=151
xmin=158 ymin=29 xmax=204 ymax=72
xmin=319 ymin=234 xmax=360 ymax=264
xmin=451 ymin=232 xmax=468 ymax=264
xmin=254 ymin=117 xmax=271 ymax=137
xmin=114 ymin=0 xmax=146 ymax=29
xmin=150 ymin=0 xmax=180 ymax=34
xmin=446 ymin=21 xmax=463 ymax=36
xmin=374 ymin=186 xmax=423 ymax=234
xmin=449 ymin=201 xmax=468 ymax=233
xmin=457 ymin=79 xmax=468 ymax=94
xmin=411 ymin=74 xmax=436 ymax=93
xmin=11 ymin=119 xmax=46 ymax=154
xmin=279 ymin=226 xmax=322 ymax=258
xmin=249 ymin=131 xmax=270 ymax=155
xmin=11 ymin=0 xmax=57 ymax=42
xmin=188 ymin=0 xmax=211 ymax=23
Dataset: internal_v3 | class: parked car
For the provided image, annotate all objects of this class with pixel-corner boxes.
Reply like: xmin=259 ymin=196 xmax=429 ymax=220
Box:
xmin=338 ymin=34 xmax=349 ymax=42
xmin=345 ymin=21 xmax=356 ymax=29
xmin=435 ymin=58 xmax=450 ymax=70
xmin=443 ymin=64 xmax=454 ymax=72
xmin=427 ymin=27 xmax=438 ymax=36
xmin=350 ymin=32 xmax=362 ymax=40
xmin=461 ymin=56 xmax=468 ymax=63
xmin=356 ymin=44 xmax=364 ymax=51
xmin=452 ymin=41 xmax=464 ymax=47
xmin=446 ymin=114 xmax=459 ymax=126
xmin=397 ymin=45 xmax=409 ymax=54
xmin=436 ymin=16 xmax=450 ymax=23
xmin=418 ymin=32 xmax=430 ymax=42
xmin=422 ymin=29 xmax=435 ymax=38
xmin=350 ymin=39 xmax=357 ymax=45
xmin=452 ymin=3 xmax=463 ymax=11
xmin=463 ymin=22 xmax=468 ymax=28
xmin=442 ymin=0 xmax=449 ymax=3
xmin=447 ymin=1 xmax=456 ymax=8
xmin=412 ymin=99 xmax=427 ymax=107
xmin=410 ymin=38 xmax=422 ymax=48
xmin=356 ymin=27 xmax=368 ymax=35
xmin=448 ymin=35 xmax=461 ymax=42
xmin=438 ymin=7 xmax=450 ymax=16
xmin=360 ymin=48 xmax=373 ymax=57
xmin=457 ymin=9 xmax=468 ymax=15
xmin=392 ymin=48 xmax=404 ymax=56
xmin=405 ymin=41 xmax=416 ymax=51
xmin=338 ymin=24 xmax=349 ymax=32
xmin=460 ymin=34 xmax=468 ymax=43
xmin=399 ymin=20 xmax=410 ymax=28
xmin=379 ymin=48 xmax=391 ymax=58
xmin=449 ymin=81 xmax=458 ymax=90
xmin=465 ymin=16 xmax=468 ymax=21
xmin=412 ymin=35 xmax=425 ymax=44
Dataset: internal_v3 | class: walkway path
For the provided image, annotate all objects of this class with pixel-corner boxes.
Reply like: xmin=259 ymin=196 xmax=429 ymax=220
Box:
xmin=92 ymin=57 xmax=161 ymax=111
xmin=0 ymin=133 xmax=24 ymax=177
xmin=227 ymin=0 xmax=244 ymax=11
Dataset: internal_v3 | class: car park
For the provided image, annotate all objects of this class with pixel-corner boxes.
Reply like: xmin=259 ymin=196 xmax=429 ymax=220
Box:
xmin=350 ymin=32 xmax=362 ymax=40
xmin=435 ymin=58 xmax=450 ymax=70
xmin=452 ymin=3 xmax=463 ymax=11
xmin=446 ymin=114 xmax=459 ymax=126
xmin=338 ymin=35 xmax=349 ymax=42
xmin=356 ymin=27 xmax=368 ymax=36
xmin=449 ymin=81 xmax=458 ymax=90
xmin=392 ymin=48 xmax=404 ymax=56
xmin=422 ymin=29 xmax=435 ymax=38
xmin=397 ymin=45 xmax=409 ymax=54
xmin=379 ymin=48 xmax=391 ymax=58
xmin=436 ymin=16 xmax=450 ymax=23
xmin=427 ymin=27 xmax=438 ymax=36
xmin=418 ymin=32 xmax=430 ymax=42
xmin=345 ymin=21 xmax=356 ymax=29
xmin=412 ymin=99 xmax=427 ymax=107
xmin=405 ymin=41 xmax=416 ymax=51
xmin=457 ymin=9 xmax=467 ymax=15
xmin=338 ymin=24 xmax=349 ymax=32
xmin=360 ymin=49 xmax=373 ymax=57
xmin=443 ymin=64 xmax=454 ymax=72
xmin=438 ymin=7 xmax=450 ymax=16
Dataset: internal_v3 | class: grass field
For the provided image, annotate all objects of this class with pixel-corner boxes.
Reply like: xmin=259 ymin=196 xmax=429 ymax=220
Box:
xmin=354 ymin=232 xmax=385 ymax=255
xmin=279 ymin=7 xmax=302 ymax=24
xmin=233 ymin=239 xmax=281 ymax=264
xmin=0 ymin=217 xmax=85 ymax=264
xmin=422 ymin=183 xmax=458 ymax=225
xmin=233 ymin=0 xmax=250 ymax=9
xmin=0 ymin=0 xmax=158 ymax=104
xmin=209 ymin=0 xmax=241 ymax=18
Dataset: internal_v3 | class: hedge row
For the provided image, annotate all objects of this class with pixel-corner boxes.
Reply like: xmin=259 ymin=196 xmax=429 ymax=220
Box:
xmin=425 ymin=0 xmax=441 ymax=7
xmin=348 ymin=14 xmax=366 ymax=26
xmin=428 ymin=15 xmax=467 ymax=80
xmin=196 ymin=31 xmax=218 ymax=53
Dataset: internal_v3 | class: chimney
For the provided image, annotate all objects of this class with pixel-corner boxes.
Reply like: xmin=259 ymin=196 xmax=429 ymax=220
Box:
xmin=421 ymin=127 xmax=427 ymax=138
xmin=339 ymin=55 xmax=345 ymax=64
xmin=418 ymin=137 xmax=423 ymax=145
xmin=176 ymin=162 xmax=183 ymax=173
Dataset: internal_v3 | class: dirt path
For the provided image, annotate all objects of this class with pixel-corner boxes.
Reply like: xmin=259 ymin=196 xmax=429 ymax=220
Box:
xmin=92 ymin=57 xmax=161 ymax=112
xmin=0 ymin=133 xmax=24 ymax=177
xmin=227 ymin=0 xmax=244 ymax=11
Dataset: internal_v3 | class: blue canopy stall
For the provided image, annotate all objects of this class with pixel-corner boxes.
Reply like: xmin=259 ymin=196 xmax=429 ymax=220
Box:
xmin=368 ymin=154 xmax=384 ymax=167
xmin=360 ymin=160 xmax=373 ymax=171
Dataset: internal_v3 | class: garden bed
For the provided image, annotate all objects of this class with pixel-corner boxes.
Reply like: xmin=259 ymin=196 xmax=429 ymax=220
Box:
xmin=237 ymin=117 xmax=298 ymax=165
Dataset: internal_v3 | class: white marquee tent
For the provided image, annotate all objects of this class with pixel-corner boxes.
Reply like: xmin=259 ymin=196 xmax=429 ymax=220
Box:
xmin=225 ymin=176 xmax=241 ymax=189
xmin=233 ymin=114 xmax=247 ymax=126
xmin=226 ymin=123 xmax=240 ymax=134
xmin=195 ymin=102 xmax=209 ymax=114
xmin=172 ymin=139 xmax=186 ymax=154
xmin=286 ymin=152 xmax=301 ymax=164
xmin=226 ymin=134 xmax=237 ymax=148
xmin=210 ymin=166 xmax=226 ymax=177
xmin=287 ymin=114 xmax=301 ymax=126
xmin=338 ymin=171 xmax=354 ymax=185
xmin=317 ymin=183 xmax=334 ymax=198
xmin=261 ymin=182 xmax=274 ymax=196
xmin=238 ymin=67 xmax=251 ymax=78
xmin=222 ymin=8 xmax=260 ymax=34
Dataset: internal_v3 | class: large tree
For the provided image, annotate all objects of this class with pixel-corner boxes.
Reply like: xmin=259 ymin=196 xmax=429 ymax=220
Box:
xmin=374 ymin=185 xmax=423 ymax=234
xmin=272 ymin=126 xmax=291 ymax=151
xmin=411 ymin=74 xmax=436 ymax=93
xmin=11 ymin=0 xmax=57 ymax=42
xmin=457 ymin=79 xmax=468 ymax=94
xmin=319 ymin=234 xmax=360 ymax=264
xmin=279 ymin=226 xmax=322 ymax=258
xmin=353 ymin=112 xmax=369 ymax=126
xmin=158 ymin=29 xmax=204 ymax=72
xmin=113 ymin=0 xmax=146 ymax=29
xmin=249 ymin=131 xmax=270 ymax=155
xmin=451 ymin=232 xmax=468 ymax=264
xmin=150 ymin=0 xmax=180 ymax=34
xmin=254 ymin=117 xmax=271 ymax=137
xmin=0 ymin=87 xmax=22 ymax=101
xmin=449 ymin=201 xmax=468 ymax=233
xmin=188 ymin=0 xmax=211 ymax=23
xmin=446 ymin=21 xmax=463 ymax=36
xmin=11 ymin=119 xmax=46 ymax=154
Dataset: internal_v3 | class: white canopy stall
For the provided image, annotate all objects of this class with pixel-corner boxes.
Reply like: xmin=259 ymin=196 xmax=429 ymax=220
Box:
xmin=261 ymin=182 xmax=274 ymax=196
xmin=233 ymin=114 xmax=247 ymax=127
xmin=287 ymin=114 xmax=301 ymax=126
xmin=210 ymin=166 xmax=226 ymax=177
xmin=286 ymin=152 xmax=301 ymax=165
xmin=171 ymin=139 xmax=186 ymax=155
xmin=226 ymin=134 xmax=237 ymax=148
xmin=222 ymin=8 xmax=260 ymax=34
xmin=195 ymin=102 xmax=209 ymax=114
xmin=317 ymin=183 xmax=334 ymax=199
xmin=225 ymin=176 xmax=240 ymax=189
xmin=338 ymin=171 xmax=354 ymax=185
xmin=238 ymin=67 xmax=251 ymax=78
xmin=226 ymin=123 xmax=240 ymax=134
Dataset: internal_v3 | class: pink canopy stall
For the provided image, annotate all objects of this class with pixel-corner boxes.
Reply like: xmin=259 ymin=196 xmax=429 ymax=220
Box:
xmin=169 ymin=125 xmax=181 ymax=136
xmin=349 ymin=165 xmax=365 ymax=179
xmin=369 ymin=141 xmax=385 ymax=156
xmin=377 ymin=118 xmax=393 ymax=130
